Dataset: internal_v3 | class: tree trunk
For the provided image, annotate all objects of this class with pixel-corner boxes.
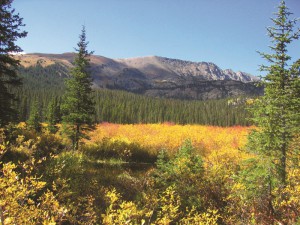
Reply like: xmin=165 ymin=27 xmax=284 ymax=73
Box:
xmin=268 ymin=175 xmax=275 ymax=225
xmin=74 ymin=124 xmax=80 ymax=150
xmin=280 ymin=141 xmax=287 ymax=186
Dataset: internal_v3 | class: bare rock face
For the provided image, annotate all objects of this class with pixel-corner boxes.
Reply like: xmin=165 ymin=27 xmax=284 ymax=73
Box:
xmin=17 ymin=53 xmax=263 ymax=100
xmin=153 ymin=57 xmax=258 ymax=82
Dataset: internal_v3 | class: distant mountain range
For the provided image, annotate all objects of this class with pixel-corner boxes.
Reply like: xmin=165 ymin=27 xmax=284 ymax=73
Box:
xmin=16 ymin=53 xmax=263 ymax=100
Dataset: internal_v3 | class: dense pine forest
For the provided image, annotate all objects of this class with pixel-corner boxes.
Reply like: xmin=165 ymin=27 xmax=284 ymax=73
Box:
xmin=1 ymin=0 xmax=300 ymax=225
xmin=13 ymin=63 xmax=251 ymax=126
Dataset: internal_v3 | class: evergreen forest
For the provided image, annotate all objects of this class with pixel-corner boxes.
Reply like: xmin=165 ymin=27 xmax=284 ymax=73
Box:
xmin=13 ymin=63 xmax=251 ymax=126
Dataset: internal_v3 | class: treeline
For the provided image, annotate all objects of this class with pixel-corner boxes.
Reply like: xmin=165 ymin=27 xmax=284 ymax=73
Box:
xmin=93 ymin=90 xmax=250 ymax=126
xmin=12 ymin=63 xmax=252 ymax=126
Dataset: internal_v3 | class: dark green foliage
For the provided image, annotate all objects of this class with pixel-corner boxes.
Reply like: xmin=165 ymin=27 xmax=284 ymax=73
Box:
xmin=153 ymin=140 xmax=205 ymax=209
xmin=12 ymin=85 xmax=252 ymax=127
xmin=11 ymin=63 xmax=66 ymax=122
xmin=27 ymin=100 xmax=41 ymax=132
xmin=0 ymin=82 xmax=16 ymax=125
xmin=46 ymin=97 xmax=61 ymax=133
xmin=249 ymin=0 xmax=300 ymax=186
xmin=93 ymin=89 xmax=251 ymax=126
xmin=17 ymin=63 xmax=68 ymax=91
xmin=7 ymin=53 xmax=253 ymax=127
xmin=241 ymin=1 xmax=300 ymax=223
xmin=0 ymin=0 xmax=27 ymax=126
xmin=9 ymin=60 xmax=252 ymax=126
xmin=237 ymin=157 xmax=277 ymax=222
xmin=61 ymin=26 xmax=95 ymax=150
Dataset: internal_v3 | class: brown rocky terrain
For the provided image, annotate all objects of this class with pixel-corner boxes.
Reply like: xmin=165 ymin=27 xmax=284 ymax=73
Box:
xmin=16 ymin=53 xmax=263 ymax=100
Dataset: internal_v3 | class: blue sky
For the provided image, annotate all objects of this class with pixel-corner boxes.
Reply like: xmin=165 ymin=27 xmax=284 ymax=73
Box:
xmin=13 ymin=0 xmax=300 ymax=76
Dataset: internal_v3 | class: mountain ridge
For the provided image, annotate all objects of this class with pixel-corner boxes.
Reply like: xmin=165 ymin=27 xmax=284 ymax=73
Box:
xmin=16 ymin=53 xmax=263 ymax=100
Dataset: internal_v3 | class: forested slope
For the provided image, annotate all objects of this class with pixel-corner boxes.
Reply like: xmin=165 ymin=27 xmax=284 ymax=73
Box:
xmin=13 ymin=64 xmax=252 ymax=126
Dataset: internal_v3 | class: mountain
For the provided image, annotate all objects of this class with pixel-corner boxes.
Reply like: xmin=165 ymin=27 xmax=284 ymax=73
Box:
xmin=16 ymin=53 xmax=263 ymax=100
xmin=118 ymin=56 xmax=258 ymax=82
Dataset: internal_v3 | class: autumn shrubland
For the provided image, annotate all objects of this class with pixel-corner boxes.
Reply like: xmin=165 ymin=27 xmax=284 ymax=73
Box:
xmin=1 ymin=122 xmax=252 ymax=224
xmin=1 ymin=122 xmax=299 ymax=224
xmin=85 ymin=123 xmax=251 ymax=163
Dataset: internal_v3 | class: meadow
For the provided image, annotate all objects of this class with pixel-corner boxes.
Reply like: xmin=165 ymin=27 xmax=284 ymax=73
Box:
xmin=85 ymin=123 xmax=252 ymax=166
xmin=1 ymin=122 xmax=300 ymax=224
xmin=0 ymin=123 xmax=254 ymax=224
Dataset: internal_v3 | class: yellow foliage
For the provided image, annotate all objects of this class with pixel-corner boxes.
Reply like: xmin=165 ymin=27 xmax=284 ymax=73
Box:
xmin=154 ymin=186 xmax=181 ymax=225
xmin=0 ymin=147 xmax=66 ymax=225
xmin=87 ymin=123 xmax=252 ymax=159
xmin=102 ymin=188 xmax=149 ymax=225
xmin=272 ymin=156 xmax=300 ymax=223
xmin=102 ymin=186 xmax=221 ymax=225
xmin=179 ymin=207 xmax=220 ymax=225
xmin=16 ymin=122 xmax=27 ymax=129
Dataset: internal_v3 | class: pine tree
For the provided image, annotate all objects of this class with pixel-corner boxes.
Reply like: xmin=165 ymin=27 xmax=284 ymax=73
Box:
xmin=61 ymin=26 xmax=95 ymax=150
xmin=46 ymin=97 xmax=61 ymax=133
xmin=0 ymin=0 xmax=27 ymax=126
xmin=244 ymin=1 xmax=300 ymax=222
xmin=251 ymin=0 xmax=300 ymax=186
xmin=27 ymin=100 xmax=41 ymax=132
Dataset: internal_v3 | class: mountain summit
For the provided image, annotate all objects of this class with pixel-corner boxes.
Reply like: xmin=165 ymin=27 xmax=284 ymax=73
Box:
xmin=118 ymin=56 xmax=258 ymax=83
xmin=17 ymin=53 xmax=262 ymax=100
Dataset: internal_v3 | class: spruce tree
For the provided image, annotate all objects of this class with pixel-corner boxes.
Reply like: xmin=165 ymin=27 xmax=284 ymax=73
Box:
xmin=46 ymin=97 xmax=61 ymax=133
xmin=244 ymin=1 xmax=300 ymax=222
xmin=61 ymin=26 xmax=95 ymax=150
xmin=0 ymin=0 xmax=27 ymax=126
xmin=27 ymin=100 xmax=41 ymax=132
xmin=251 ymin=0 xmax=300 ymax=186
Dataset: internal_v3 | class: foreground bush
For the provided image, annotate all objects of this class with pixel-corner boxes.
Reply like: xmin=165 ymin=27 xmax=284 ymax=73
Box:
xmin=102 ymin=186 xmax=220 ymax=225
xmin=0 ymin=159 xmax=66 ymax=224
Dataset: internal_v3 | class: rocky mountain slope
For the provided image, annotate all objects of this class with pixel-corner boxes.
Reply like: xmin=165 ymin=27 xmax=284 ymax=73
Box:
xmin=118 ymin=56 xmax=258 ymax=82
xmin=16 ymin=53 xmax=263 ymax=100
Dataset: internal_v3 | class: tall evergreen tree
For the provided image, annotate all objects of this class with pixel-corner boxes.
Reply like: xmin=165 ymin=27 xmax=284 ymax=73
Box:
xmin=243 ymin=1 xmax=300 ymax=222
xmin=251 ymin=0 xmax=300 ymax=186
xmin=27 ymin=100 xmax=41 ymax=132
xmin=46 ymin=97 xmax=61 ymax=133
xmin=0 ymin=0 xmax=27 ymax=126
xmin=61 ymin=26 xmax=95 ymax=150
